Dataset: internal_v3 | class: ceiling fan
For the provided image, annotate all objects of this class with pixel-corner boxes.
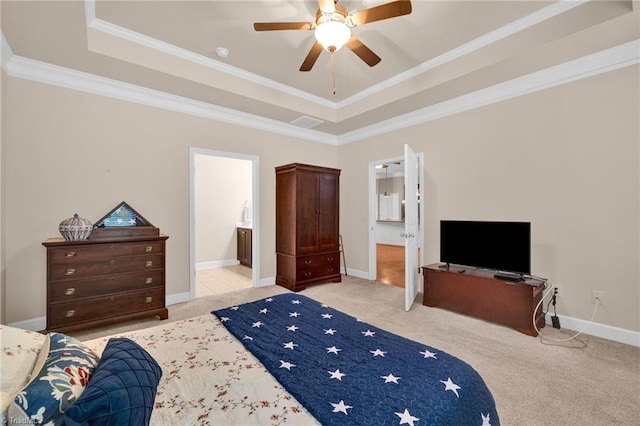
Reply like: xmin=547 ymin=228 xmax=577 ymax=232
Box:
xmin=253 ymin=0 xmax=412 ymax=72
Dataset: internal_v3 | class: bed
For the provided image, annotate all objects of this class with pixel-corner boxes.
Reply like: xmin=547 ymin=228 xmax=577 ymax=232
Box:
xmin=1 ymin=293 xmax=499 ymax=425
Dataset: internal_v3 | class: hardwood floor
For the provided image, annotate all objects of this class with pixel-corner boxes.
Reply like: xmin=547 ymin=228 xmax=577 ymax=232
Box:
xmin=376 ymin=244 xmax=408 ymax=288
xmin=196 ymin=246 xmax=412 ymax=293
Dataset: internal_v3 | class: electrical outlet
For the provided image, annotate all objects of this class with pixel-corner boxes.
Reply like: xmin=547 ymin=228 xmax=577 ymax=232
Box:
xmin=554 ymin=286 xmax=563 ymax=298
xmin=591 ymin=290 xmax=604 ymax=305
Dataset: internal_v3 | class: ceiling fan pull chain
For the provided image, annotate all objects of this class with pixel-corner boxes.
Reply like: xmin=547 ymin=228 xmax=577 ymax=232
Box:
xmin=331 ymin=49 xmax=337 ymax=95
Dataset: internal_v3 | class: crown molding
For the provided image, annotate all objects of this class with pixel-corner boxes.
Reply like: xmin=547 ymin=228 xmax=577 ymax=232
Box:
xmin=337 ymin=0 xmax=588 ymax=107
xmin=83 ymin=0 xmax=586 ymax=112
xmin=2 ymin=28 xmax=637 ymax=146
xmin=337 ymin=39 xmax=640 ymax=145
xmin=84 ymin=0 xmax=336 ymax=110
xmin=1 ymin=52 xmax=339 ymax=145
xmin=1 ymin=32 xmax=13 ymax=69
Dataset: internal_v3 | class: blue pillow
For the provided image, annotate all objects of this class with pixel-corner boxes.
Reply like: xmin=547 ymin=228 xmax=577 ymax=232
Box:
xmin=9 ymin=333 xmax=100 ymax=425
xmin=63 ymin=338 xmax=162 ymax=426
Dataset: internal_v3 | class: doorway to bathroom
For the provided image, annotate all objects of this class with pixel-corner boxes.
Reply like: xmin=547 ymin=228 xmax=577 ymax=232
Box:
xmin=189 ymin=148 xmax=259 ymax=300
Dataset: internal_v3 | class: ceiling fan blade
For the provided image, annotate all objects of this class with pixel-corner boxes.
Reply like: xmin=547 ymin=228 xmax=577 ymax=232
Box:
xmin=253 ymin=22 xmax=314 ymax=31
xmin=300 ymin=41 xmax=324 ymax=72
xmin=318 ymin=0 xmax=336 ymax=13
xmin=349 ymin=0 xmax=412 ymax=26
xmin=345 ymin=37 xmax=381 ymax=67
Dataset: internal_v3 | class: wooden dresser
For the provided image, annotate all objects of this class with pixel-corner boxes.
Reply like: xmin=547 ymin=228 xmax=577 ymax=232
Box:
xmin=275 ymin=163 xmax=341 ymax=291
xmin=42 ymin=235 xmax=169 ymax=333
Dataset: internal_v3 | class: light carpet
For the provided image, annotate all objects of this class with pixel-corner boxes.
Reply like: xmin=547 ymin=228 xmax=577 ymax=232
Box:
xmin=70 ymin=276 xmax=640 ymax=426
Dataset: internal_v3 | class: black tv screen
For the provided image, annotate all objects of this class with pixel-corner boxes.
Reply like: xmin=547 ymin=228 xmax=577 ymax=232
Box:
xmin=440 ymin=220 xmax=531 ymax=274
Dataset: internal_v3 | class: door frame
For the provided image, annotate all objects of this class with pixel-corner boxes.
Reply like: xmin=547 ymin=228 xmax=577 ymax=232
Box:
xmin=189 ymin=147 xmax=260 ymax=300
xmin=404 ymin=144 xmax=420 ymax=311
xmin=368 ymin=153 xmax=425 ymax=285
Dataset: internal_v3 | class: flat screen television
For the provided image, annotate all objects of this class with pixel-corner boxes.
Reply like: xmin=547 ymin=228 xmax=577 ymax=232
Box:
xmin=440 ymin=220 xmax=531 ymax=274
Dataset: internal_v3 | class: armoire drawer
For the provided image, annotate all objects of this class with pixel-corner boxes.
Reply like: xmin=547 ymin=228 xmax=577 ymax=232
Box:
xmin=49 ymin=288 xmax=164 ymax=328
xmin=49 ymin=253 xmax=164 ymax=281
xmin=298 ymin=264 xmax=340 ymax=281
xmin=47 ymin=241 xmax=165 ymax=264
xmin=49 ymin=270 xmax=164 ymax=302
xmin=296 ymin=252 xmax=340 ymax=268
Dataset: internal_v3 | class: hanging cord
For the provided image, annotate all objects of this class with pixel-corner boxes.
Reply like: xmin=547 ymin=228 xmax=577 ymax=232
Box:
xmin=330 ymin=47 xmax=337 ymax=95
xmin=533 ymin=284 xmax=600 ymax=345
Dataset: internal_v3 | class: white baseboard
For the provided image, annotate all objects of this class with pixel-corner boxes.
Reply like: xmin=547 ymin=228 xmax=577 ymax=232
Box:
xmin=257 ymin=276 xmax=275 ymax=287
xmin=10 ymin=288 xmax=638 ymax=347
xmin=544 ymin=313 xmax=639 ymax=347
xmin=342 ymin=270 xmax=640 ymax=347
xmin=166 ymin=292 xmax=191 ymax=306
xmin=9 ymin=316 xmax=46 ymax=332
xmin=342 ymin=268 xmax=369 ymax=279
xmin=196 ymin=259 xmax=240 ymax=270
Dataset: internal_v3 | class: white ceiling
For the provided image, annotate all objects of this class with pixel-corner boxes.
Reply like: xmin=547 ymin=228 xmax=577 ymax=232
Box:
xmin=1 ymin=1 xmax=638 ymax=143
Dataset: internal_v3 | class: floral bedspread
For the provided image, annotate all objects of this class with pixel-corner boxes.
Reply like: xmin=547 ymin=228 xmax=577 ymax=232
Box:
xmin=84 ymin=315 xmax=319 ymax=426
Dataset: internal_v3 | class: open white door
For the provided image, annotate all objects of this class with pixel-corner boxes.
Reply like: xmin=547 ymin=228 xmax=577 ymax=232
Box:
xmin=404 ymin=144 xmax=419 ymax=311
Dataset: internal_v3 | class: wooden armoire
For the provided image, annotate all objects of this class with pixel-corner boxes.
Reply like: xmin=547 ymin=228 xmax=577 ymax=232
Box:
xmin=275 ymin=163 xmax=341 ymax=291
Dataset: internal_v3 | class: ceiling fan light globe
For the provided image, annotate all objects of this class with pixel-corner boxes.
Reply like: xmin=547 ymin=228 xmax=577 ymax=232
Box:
xmin=314 ymin=21 xmax=351 ymax=51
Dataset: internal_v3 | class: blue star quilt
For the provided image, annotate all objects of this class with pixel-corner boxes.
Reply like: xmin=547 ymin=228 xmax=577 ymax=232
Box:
xmin=213 ymin=293 xmax=499 ymax=426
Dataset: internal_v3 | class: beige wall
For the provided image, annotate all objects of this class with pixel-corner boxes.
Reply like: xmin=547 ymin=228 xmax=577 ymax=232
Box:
xmin=195 ymin=154 xmax=252 ymax=264
xmin=339 ymin=65 xmax=639 ymax=332
xmin=3 ymin=77 xmax=337 ymax=324
xmin=1 ymin=67 xmax=5 ymax=324
xmin=2 ymin=63 xmax=638 ymax=334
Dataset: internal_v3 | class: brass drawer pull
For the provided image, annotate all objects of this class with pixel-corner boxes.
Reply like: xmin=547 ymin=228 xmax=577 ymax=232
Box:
xmin=65 ymin=310 xmax=75 ymax=318
xmin=145 ymin=277 xmax=153 ymax=284
xmin=145 ymin=246 xmax=153 ymax=253
xmin=64 ymin=287 xmax=76 ymax=296
xmin=304 ymin=272 xmax=312 ymax=277
xmin=145 ymin=261 xmax=153 ymax=268
xmin=145 ymin=296 xmax=153 ymax=303
xmin=304 ymin=260 xmax=312 ymax=265
xmin=64 ymin=268 xmax=75 ymax=276
xmin=65 ymin=251 xmax=76 ymax=258
xmin=327 ymin=256 xmax=334 ymax=261
xmin=327 ymin=267 xmax=334 ymax=273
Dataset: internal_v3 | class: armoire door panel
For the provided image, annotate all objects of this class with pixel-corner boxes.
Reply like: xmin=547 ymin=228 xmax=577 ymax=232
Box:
xmin=318 ymin=173 xmax=339 ymax=251
xmin=297 ymin=171 xmax=320 ymax=253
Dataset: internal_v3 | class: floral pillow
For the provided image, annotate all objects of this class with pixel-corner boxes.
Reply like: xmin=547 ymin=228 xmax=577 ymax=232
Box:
xmin=8 ymin=333 xmax=100 ymax=425
xmin=0 ymin=325 xmax=47 ymax=420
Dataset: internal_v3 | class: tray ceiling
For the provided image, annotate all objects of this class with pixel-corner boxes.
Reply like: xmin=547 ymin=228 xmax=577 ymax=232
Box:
xmin=1 ymin=1 xmax=638 ymax=143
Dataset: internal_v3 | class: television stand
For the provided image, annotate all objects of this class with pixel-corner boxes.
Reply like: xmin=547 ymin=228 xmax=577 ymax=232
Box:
xmin=422 ymin=264 xmax=546 ymax=336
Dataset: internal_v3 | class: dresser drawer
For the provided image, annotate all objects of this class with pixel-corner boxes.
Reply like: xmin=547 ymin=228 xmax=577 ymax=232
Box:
xmin=48 ymin=241 xmax=165 ymax=264
xmin=49 ymin=253 xmax=164 ymax=281
xmin=49 ymin=288 xmax=164 ymax=328
xmin=49 ymin=270 xmax=164 ymax=302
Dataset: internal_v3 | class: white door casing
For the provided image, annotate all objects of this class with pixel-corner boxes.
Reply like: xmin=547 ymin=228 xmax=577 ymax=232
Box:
xmin=404 ymin=144 xmax=419 ymax=311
